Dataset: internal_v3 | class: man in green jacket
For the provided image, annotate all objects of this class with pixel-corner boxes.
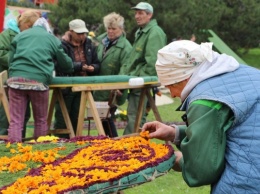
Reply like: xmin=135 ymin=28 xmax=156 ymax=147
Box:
xmin=120 ymin=2 xmax=167 ymax=135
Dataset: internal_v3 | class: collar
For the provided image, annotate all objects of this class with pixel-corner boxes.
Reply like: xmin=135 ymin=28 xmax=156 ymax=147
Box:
xmin=101 ymin=34 xmax=124 ymax=48
xmin=137 ymin=19 xmax=158 ymax=34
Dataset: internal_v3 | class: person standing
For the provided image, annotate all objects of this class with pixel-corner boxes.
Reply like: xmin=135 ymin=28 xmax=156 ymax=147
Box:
xmin=92 ymin=12 xmax=132 ymax=137
xmin=120 ymin=2 xmax=167 ymax=135
xmin=143 ymin=40 xmax=260 ymax=193
xmin=0 ymin=10 xmax=41 ymax=138
xmin=54 ymin=19 xmax=100 ymax=136
xmin=7 ymin=17 xmax=73 ymax=142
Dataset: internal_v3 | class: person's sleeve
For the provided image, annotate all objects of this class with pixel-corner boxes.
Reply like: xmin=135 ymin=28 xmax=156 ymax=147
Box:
xmin=0 ymin=31 xmax=12 ymax=67
xmin=174 ymin=125 xmax=186 ymax=148
xmin=55 ymin=42 xmax=74 ymax=74
xmin=72 ymin=61 xmax=83 ymax=72
xmin=139 ymin=30 xmax=166 ymax=76
xmin=119 ymin=41 xmax=132 ymax=71
xmin=0 ymin=49 xmax=9 ymax=67
xmin=179 ymin=100 xmax=234 ymax=187
xmin=118 ymin=42 xmax=132 ymax=75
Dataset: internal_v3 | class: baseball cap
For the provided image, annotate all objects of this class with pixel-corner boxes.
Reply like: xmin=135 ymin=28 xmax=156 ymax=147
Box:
xmin=131 ymin=2 xmax=153 ymax=13
xmin=69 ymin=19 xmax=89 ymax=33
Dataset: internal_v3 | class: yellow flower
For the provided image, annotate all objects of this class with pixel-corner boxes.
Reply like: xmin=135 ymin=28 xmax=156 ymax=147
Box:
xmin=10 ymin=149 xmax=16 ymax=154
xmin=36 ymin=135 xmax=59 ymax=142
xmin=6 ymin=142 xmax=10 ymax=148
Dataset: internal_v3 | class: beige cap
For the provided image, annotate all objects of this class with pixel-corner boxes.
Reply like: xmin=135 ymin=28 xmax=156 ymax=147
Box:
xmin=69 ymin=19 xmax=89 ymax=33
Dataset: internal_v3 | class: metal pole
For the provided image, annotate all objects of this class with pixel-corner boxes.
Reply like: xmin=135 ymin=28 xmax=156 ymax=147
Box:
xmin=0 ymin=0 xmax=6 ymax=32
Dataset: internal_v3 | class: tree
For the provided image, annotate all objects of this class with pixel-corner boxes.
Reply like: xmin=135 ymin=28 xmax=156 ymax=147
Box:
xmin=47 ymin=0 xmax=226 ymax=44
xmin=9 ymin=0 xmax=259 ymax=51
xmin=215 ymin=0 xmax=260 ymax=52
xmin=151 ymin=0 xmax=226 ymax=42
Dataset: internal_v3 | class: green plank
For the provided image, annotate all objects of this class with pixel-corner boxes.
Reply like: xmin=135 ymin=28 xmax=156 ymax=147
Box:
xmin=207 ymin=29 xmax=247 ymax=64
xmin=51 ymin=75 xmax=158 ymax=85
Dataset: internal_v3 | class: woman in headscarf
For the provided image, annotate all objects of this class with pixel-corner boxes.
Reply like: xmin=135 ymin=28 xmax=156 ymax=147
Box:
xmin=142 ymin=40 xmax=260 ymax=193
xmin=7 ymin=17 xmax=73 ymax=142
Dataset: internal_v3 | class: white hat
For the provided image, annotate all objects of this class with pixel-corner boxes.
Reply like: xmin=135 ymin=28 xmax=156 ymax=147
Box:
xmin=156 ymin=40 xmax=213 ymax=86
xmin=69 ymin=19 xmax=89 ymax=33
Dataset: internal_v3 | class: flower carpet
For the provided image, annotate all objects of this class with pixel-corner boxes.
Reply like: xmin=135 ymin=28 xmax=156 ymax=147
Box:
xmin=0 ymin=133 xmax=175 ymax=194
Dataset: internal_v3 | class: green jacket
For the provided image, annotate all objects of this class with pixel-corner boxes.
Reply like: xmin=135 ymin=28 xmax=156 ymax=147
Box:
xmin=93 ymin=33 xmax=132 ymax=105
xmin=9 ymin=26 xmax=73 ymax=85
xmin=120 ymin=19 xmax=167 ymax=76
xmin=177 ymin=100 xmax=233 ymax=187
xmin=0 ymin=29 xmax=18 ymax=72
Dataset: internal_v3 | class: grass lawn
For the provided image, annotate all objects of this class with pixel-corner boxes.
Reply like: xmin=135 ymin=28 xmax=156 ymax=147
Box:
xmin=238 ymin=48 xmax=260 ymax=68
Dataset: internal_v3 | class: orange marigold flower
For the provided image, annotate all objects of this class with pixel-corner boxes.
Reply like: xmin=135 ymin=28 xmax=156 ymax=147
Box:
xmin=18 ymin=145 xmax=32 ymax=153
xmin=140 ymin=130 xmax=150 ymax=139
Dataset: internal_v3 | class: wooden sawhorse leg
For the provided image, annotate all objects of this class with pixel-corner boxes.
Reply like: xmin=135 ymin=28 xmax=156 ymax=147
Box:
xmin=0 ymin=70 xmax=9 ymax=123
xmin=0 ymin=87 xmax=10 ymax=123
xmin=134 ymin=88 xmax=162 ymax=133
xmin=47 ymin=89 xmax=75 ymax=138
xmin=76 ymin=91 xmax=106 ymax=136
xmin=145 ymin=88 xmax=162 ymax=122
xmin=0 ymin=87 xmax=9 ymax=140
xmin=0 ymin=70 xmax=9 ymax=140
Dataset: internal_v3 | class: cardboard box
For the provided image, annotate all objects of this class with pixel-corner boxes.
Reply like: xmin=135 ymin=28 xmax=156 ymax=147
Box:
xmin=86 ymin=101 xmax=110 ymax=118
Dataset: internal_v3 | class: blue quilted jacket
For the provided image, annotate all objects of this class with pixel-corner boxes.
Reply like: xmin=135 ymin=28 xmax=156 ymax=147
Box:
xmin=180 ymin=64 xmax=260 ymax=193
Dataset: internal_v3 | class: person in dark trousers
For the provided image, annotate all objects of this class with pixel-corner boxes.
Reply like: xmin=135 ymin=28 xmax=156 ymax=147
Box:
xmin=7 ymin=17 xmax=73 ymax=142
xmin=0 ymin=10 xmax=41 ymax=138
xmin=54 ymin=19 xmax=100 ymax=137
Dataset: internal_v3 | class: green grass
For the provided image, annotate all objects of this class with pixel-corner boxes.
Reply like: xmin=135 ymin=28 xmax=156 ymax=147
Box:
xmin=238 ymin=48 xmax=260 ymax=68
xmin=124 ymin=170 xmax=210 ymax=194
xmin=146 ymin=97 xmax=184 ymax=123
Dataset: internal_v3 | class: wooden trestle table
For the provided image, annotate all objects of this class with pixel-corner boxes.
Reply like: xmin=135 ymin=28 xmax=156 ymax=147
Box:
xmin=47 ymin=75 xmax=162 ymax=138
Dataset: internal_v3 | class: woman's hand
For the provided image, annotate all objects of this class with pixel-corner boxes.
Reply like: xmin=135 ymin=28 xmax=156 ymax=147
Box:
xmin=62 ymin=31 xmax=71 ymax=42
xmin=142 ymin=121 xmax=176 ymax=142
xmin=172 ymin=151 xmax=182 ymax=172
xmin=143 ymin=121 xmax=183 ymax=171
xmin=82 ymin=64 xmax=94 ymax=72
